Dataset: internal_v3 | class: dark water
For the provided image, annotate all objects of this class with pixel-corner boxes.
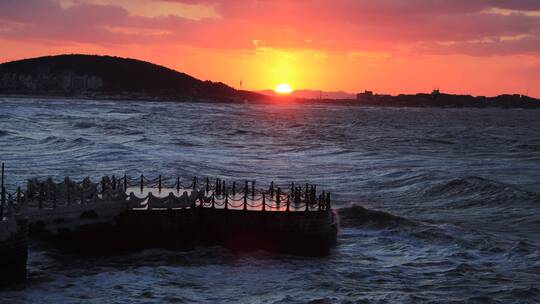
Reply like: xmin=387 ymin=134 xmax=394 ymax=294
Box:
xmin=1 ymin=98 xmax=539 ymax=303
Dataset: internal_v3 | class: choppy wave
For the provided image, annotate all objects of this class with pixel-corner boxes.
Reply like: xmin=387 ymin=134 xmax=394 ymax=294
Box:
xmin=0 ymin=129 xmax=10 ymax=137
xmin=424 ymin=176 xmax=540 ymax=207
xmin=338 ymin=204 xmax=414 ymax=228
xmin=1 ymin=98 xmax=539 ymax=303
xmin=73 ymin=121 xmax=100 ymax=129
xmin=337 ymin=204 xmax=469 ymax=247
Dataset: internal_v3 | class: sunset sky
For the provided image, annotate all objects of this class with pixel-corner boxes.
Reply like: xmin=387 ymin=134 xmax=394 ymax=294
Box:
xmin=1 ymin=0 xmax=540 ymax=97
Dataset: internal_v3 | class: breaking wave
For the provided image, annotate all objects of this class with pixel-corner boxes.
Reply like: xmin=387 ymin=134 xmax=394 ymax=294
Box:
xmin=337 ymin=204 xmax=414 ymax=228
xmin=424 ymin=176 xmax=540 ymax=207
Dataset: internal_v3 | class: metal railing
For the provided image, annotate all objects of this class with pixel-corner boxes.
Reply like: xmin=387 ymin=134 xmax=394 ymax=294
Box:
xmin=0 ymin=164 xmax=332 ymax=215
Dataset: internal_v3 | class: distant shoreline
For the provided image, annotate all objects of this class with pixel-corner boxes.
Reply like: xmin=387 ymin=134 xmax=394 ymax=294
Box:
xmin=2 ymin=55 xmax=539 ymax=109
xmin=1 ymin=93 xmax=539 ymax=109
xmin=0 ymin=93 xmax=249 ymax=104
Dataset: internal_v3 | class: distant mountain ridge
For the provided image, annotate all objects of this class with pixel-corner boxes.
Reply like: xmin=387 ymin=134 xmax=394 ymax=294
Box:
xmin=0 ymin=54 xmax=262 ymax=101
xmin=258 ymin=89 xmax=356 ymax=99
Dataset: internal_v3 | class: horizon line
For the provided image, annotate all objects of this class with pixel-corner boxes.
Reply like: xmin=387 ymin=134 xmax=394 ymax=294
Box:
xmin=1 ymin=53 xmax=537 ymax=99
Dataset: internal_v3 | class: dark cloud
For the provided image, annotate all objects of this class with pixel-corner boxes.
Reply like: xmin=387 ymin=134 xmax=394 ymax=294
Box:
xmin=0 ymin=0 xmax=539 ymax=56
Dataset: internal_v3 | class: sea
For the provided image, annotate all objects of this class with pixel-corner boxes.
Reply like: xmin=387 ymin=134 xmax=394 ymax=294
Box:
xmin=0 ymin=98 xmax=539 ymax=303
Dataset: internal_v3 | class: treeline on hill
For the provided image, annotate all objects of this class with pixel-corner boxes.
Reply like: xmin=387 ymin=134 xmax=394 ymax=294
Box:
xmin=0 ymin=54 xmax=262 ymax=101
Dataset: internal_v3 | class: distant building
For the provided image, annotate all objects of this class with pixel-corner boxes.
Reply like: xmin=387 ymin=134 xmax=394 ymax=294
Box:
xmin=0 ymin=71 xmax=103 ymax=93
xmin=432 ymin=89 xmax=440 ymax=95
xmin=357 ymin=90 xmax=374 ymax=100
xmin=66 ymin=74 xmax=103 ymax=91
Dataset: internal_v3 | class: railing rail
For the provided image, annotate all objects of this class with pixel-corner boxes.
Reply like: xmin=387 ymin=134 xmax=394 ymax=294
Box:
xmin=0 ymin=171 xmax=332 ymax=214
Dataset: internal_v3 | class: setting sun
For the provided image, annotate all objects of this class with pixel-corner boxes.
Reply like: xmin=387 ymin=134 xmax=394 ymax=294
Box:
xmin=275 ymin=83 xmax=293 ymax=94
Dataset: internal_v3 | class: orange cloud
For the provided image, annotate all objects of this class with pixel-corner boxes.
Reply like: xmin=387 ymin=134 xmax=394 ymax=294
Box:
xmin=1 ymin=0 xmax=540 ymax=97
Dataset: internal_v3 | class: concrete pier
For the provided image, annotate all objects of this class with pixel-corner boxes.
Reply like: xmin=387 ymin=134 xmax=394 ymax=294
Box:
xmin=53 ymin=207 xmax=337 ymax=256
xmin=0 ymin=218 xmax=28 ymax=286
xmin=5 ymin=173 xmax=338 ymax=257
xmin=0 ymin=163 xmax=28 ymax=286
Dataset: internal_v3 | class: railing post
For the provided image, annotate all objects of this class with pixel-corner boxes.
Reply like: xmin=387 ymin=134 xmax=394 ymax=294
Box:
xmin=215 ymin=179 xmax=220 ymax=196
xmin=80 ymin=185 xmax=84 ymax=206
xmin=148 ymin=193 xmax=153 ymax=210
xmin=262 ymin=194 xmax=266 ymax=212
xmin=270 ymin=181 xmax=274 ymax=198
xmin=16 ymin=186 xmax=21 ymax=204
xmin=193 ymin=176 xmax=197 ymax=190
xmin=158 ymin=175 xmax=162 ymax=192
xmin=316 ymin=190 xmax=321 ymax=211
xmin=232 ymin=181 xmax=236 ymax=196
xmin=290 ymin=182 xmax=294 ymax=198
xmin=205 ymin=177 xmax=209 ymax=193
xmin=286 ymin=194 xmax=290 ymax=212
xmin=67 ymin=182 xmax=71 ymax=206
xmin=305 ymin=188 xmax=309 ymax=212
xmin=39 ymin=183 xmax=44 ymax=209
xmin=244 ymin=181 xmax=248 ymax=196
xmin=224 ymin=191 xmax=228 ymax=210
xmin=305 ymin=184 xmax=309 ymax=203
xmin=310 ymin=185 xmax=315 ymax=205
xmin=243 ymin=191 xmax=247 ymax=211
xmin=123 ymin=174 xmax=127 ymax=190
xmin=309 ymin=185 xmax=312 ymax=204
xmin=22 ymin=189 xmax=27 ymax=208
xmin=0 ymin=163 xmax=4 ymax=218
xmin=176 ymin=176 xmax=180 ymax=192
xmin=52 ymin=189 xmax=57 ymax=209
xmin=198 ymin=192 xmax=203 ymax=209
xmin=112 ymin=175 xmax=117 ymax=190
xmin=276 ymin=187 xmax=281 ymax=205
xmin=222 ymin=180 xmax=226 ymax=197
xmin=191 ymin=193 xmax=197 ymax=209
xmin=140 ymin=175 xmax=144 ymax=192
xmin=251 ymin=180 xmax=255 ymax=199
xmin=211 ymin=192 xmax=215 ymax=208
xmin=326 ymin=192 xmax=331 ymax=210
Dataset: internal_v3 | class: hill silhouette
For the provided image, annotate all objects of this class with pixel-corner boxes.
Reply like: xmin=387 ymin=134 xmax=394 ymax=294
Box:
xmin=1 ymin=54 xmax=538 ymax=108
xmin=0 ymin=54 xmax=262 ymax=101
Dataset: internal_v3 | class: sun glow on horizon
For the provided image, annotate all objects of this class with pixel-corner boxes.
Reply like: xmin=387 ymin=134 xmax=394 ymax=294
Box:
xmin=275 ymin=83 xmax=293 ymax=94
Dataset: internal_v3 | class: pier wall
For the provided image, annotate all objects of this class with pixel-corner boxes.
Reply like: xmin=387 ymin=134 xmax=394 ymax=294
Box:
xmin=0 ymin=219 xmax=28 ymax=286
xmin=52 ymin=208 xmax=337 ymax=256
xmin=2 ymin=173 xmax=337 ymax=257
